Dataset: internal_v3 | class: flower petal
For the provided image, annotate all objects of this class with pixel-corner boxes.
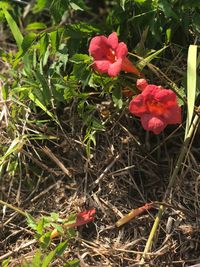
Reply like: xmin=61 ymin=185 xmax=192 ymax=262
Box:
xmin=89 ymin=35 xmax=109 ymax=60
xmin=121 ymin=57 xmax=141 ymax=76
xmin=141 ymin=114 xmax=167 ymax=134
xmin=108 ymin=58 xmax=122 ymax=77
xmin=136 ymin=79 xmax=148 ymax=91
xmin=74 ymin=209 xmax=96 ymax=227
xmin=155 ymin=89 xmax=177 ymax=104
xmin=93 ymin=60 xmax=110 ymax=73
xmin=116 ymin=42 xmax=128 ymax=58
xmin=164 ymin=106 xmax=182 ymax=124
xmin=107 ymin=32 xmax=119 ymax=50
xmin=129 ymin=95 xmax=148 ymax=117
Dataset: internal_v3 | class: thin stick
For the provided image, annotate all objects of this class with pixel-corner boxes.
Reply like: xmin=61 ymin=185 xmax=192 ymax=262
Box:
xmin=0 ymin=199 xmax=26 ymax=217
xmin=0 ymin=239 xmax=36 ymax=261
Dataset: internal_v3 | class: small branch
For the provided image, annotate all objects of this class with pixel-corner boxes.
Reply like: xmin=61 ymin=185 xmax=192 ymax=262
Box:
xmin=0 ymin=200 xmax=26 ymax=217
xmin=0 ymin=239 xmax=36 ymax=261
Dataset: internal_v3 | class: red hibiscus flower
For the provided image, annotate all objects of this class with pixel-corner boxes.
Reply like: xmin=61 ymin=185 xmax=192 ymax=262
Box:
xmin=89 ymin=32 xmax=141 ymax=77
xmin=129 ymin=79 xmax=182 ymax=134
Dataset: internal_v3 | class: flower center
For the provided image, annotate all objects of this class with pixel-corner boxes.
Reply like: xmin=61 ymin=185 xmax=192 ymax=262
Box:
xmin=106 ymin=48 xmax=117 ymax=63
xmin=147 ymin=100 xmax=165 ymax=115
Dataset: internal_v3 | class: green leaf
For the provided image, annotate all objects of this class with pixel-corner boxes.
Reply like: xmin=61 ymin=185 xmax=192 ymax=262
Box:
xmin=137 ymin=46 xmax=167 ymax=70
xmin=33 ymin=0 xmax=48 ymax=13
xmin=185 ymin=45 xmax=197 ymax=137
xmin=28 ymin=92 xmax=58 ymax=123
xmin=31 ymin=250 xmax=42 ymax=266
xmin=64 ymin=259 xmax=80 ymax=267
xmin=112 ymin=87 xmax=123 ymax=109
xmin=56 ymin=241 xmax=68 ymax=256
xmin=41 ymin=250 xmax=56 ymax=267
xmin=26 ymin=22 xmax=47 ymax=31
xmin=37 ymin=218 xmax=45 ymax=235
xmin=26 ymin=212 xmax=38 ymax=231
xmin=120 ymin=0 xmax=126 ymax=10
xmin=3 ymin=10 xmax=23 ymax=49
xmin=21 ymin=33 xmax=37 ymax=53
xmin=70 ymin=2 xmax=83 ymax=11
xmin=70 ymin=53 xmax=91 ymax=64
xmin=158 ymin=0 xmax=179 ymax=20
xmin=2 ymin=258 xmax=10 ymax=267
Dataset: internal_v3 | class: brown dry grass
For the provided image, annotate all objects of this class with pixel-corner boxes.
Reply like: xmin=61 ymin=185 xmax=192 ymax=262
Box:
xmin=1 ymin=106 xmax=200 ymax=267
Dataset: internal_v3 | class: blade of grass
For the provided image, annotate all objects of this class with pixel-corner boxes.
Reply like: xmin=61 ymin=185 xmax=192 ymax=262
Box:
xmin=185 ymin=45 xmax=197 ymax=138
xmin=3 ymin=9 xmax=23 ymax=49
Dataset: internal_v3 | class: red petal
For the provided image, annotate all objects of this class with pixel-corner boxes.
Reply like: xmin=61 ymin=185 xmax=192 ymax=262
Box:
xmin=89 ymin=35 xmax=109 ymax=60
xmin=74 ymin=209 xmax=96 ymax=227
xmin=93 ymin=60 xmax=110 ymax=73
xmin=107 ymin=32 xmax=119 ymax=50
xmin=108 ymin=58 xmax=122 ymax=77
xmin=116 ymin=42 xmax=128 ymax=58
xmin=121 ymin=57 xmax=141 ymax=76
xmin=164 ymin=106 xmax=182 ymax=124
xmin=129 ymin=95 xmax=148 ymax=117
xmin=136 ymin=79 xmax=148 ymax=91
xmin=155 ymin=89 xmax=177 ymax=104
xmin=141 ymin=114 xmax=167 ymax=134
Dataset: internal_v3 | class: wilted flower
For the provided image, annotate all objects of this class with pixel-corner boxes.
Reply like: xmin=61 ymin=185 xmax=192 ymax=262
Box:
xmin=50 ymin=209 xmax=96 ymax=239
xmin=71 ymin=209 xmax=96 ymax=227
xmin=89 ymin=32 xmax=141 ymax=77
xmin=129 ymin=79 xmax=182 ymax=134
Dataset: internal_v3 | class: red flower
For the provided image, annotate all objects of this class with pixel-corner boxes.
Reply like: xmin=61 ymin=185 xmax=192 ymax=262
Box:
xmin=50 ymin=209 xmax=96 ymax=239
xmin=71 ymin=209 xmax=96 ymax=227
xmin=89 ymin=32 xmax=141 ymax=77
xmin=129 ymin=79 xmax=181 ymax=134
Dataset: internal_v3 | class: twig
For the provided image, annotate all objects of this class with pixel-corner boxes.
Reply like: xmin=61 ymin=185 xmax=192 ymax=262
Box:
xmin=0 ymin=239 xmax=37 ymax=261
xmin=0 ymin=200 xmax=26 ymax=217
xmin=41 ymin=146 xmax=72 ymax=177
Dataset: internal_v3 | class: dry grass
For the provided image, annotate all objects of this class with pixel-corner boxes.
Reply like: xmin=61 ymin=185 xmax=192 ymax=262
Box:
xmin=1 ymin=104 xmax=200 ymax=267
xmin=0 ymin=34 xmax=200 ymax=267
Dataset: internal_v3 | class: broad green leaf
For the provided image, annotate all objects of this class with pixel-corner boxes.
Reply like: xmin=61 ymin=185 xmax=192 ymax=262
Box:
xmin=185 ymin=45 xmax=197 ymax=137
xmin=56 ymin=241 xmax=68 ymax=256
xmin=26 ymin=22 xmax=47 ymax=31
xmin=3 ymin=10 xmax=23 ymax=48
